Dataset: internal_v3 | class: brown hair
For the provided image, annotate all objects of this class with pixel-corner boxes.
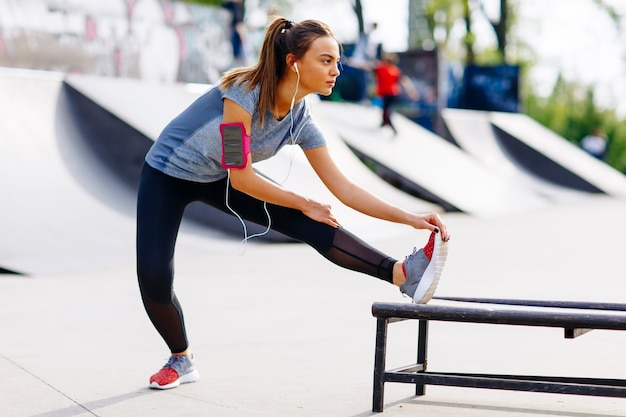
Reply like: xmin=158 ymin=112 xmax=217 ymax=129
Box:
xmin=219 ymin=17 xmax=339 ymax=126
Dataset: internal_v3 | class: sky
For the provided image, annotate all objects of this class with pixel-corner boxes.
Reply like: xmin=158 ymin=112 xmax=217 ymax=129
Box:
xmin=283 ymin=0 xmax=626 ymax=114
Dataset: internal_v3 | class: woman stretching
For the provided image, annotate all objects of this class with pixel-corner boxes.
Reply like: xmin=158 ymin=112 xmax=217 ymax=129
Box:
xmin=136 ymin=17 xmax=451 ymax=390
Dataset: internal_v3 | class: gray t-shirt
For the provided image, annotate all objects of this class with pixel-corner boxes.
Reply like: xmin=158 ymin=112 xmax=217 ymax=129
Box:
xmin=145 ymin=81 xmax=326 ymax=182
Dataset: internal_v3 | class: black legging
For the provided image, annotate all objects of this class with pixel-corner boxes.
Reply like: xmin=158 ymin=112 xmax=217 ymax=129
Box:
xmin=381 ymin=94 xmax=398 ymax=128
xmin=136 ymin=163 xmax=396 ymax=353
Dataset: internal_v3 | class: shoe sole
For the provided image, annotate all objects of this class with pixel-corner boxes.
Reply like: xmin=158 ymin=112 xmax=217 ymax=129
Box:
xmin=412 ymin=234 xmax=448 ymax=304
xmin=149 ymin=369 xmax=200 ymax=390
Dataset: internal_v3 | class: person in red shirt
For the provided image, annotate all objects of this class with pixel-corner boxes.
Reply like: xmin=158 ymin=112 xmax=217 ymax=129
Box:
xmin=374 ymin=52 xmax=417 ymax=134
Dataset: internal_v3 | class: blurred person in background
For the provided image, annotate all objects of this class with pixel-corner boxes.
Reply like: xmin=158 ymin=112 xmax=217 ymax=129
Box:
xmin=374 ymin=52 xmax=418 ymax=135
xmin=581 ymin=128 xmax=608 ymax=160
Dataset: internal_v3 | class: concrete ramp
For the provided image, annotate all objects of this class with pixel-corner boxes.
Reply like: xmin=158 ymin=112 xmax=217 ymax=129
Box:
xmin=488 ymin=111 xmax=626 ymax=198
xmin=0 ymin=69 xmax=135 ymax=275
xmin=316 ymin=101 xmax=547 ymax=216
xmin=0 ymin=68 xmax=237 ymax=276
xmin=441 ymin=108 xmax=590 ymax=202
xmin=65 ymin=74 xmax=208 ymax=141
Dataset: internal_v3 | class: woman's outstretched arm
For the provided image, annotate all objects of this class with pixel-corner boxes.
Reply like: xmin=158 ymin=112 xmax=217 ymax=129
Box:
xmin=304 ymin=145 xmax=450 ymax=240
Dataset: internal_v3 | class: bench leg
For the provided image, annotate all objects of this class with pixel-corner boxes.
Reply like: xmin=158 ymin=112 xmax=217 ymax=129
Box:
xmin=416 ymin=319 xmax=429 ymax=396
xmin=373 ymin=317 xmax=388 ymax=412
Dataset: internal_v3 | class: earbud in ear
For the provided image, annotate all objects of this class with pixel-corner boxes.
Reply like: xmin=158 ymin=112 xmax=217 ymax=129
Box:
xmin=294 ymin=62 xmax=299 ymax=75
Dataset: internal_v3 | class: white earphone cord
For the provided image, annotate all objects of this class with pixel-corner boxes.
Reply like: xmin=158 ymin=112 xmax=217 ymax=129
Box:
xmin=225 ymin=170 xmax=272 ymax=255
xmin=226 ymin=66 xmax=305 ymax=254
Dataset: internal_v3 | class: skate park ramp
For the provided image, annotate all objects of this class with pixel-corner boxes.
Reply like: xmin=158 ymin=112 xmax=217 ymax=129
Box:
xmin=0 ymin=68 xmax=438 ymax=275
xmin=316 ymin=101 xmax=547 ymax=216
xmin=441 ymin=108 xmax=593 ymax=202
xmin=0 ymin=68 xmax=141 ymax=275
xmin=488 ymin=111 xmax=626 ymax=198
xmin=0 ymin=68 xmax=243 ymax=276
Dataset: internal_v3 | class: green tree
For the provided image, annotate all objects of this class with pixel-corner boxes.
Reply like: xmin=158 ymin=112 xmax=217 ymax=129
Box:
xmin=520 ymin=1 xmax=625 ymax=172
xmin=412 ymin=0 xmax=619 ymax=65
xmin=410 ymin=0 xmax=625 ymax=171
xmin=409 ymin=0 xmax=495 ymax=64
xmin=526 ymin=75 xmax=626 ymax=172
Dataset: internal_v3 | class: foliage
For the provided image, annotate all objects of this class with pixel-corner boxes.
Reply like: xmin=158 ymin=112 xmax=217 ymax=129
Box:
xmin=415 ymin=0 xmax=626 ymax=172
xmin=415 ymin=0 xmax=514 ymax=64
xmin=525 ymin=75 xmax=626 ymax=172
xmin=520 ymin=0 xmax=626 ymax=173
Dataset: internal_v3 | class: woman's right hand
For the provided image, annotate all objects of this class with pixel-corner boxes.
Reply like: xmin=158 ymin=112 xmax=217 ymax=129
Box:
xmin=302 ymin=199 xmax=340 ymax=228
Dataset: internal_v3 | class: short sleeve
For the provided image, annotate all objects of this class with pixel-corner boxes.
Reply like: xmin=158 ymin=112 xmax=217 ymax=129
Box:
xmin=296 ymin=123 xmax=325 ymax=150
xmin=295 ymin=103 xmax=326 ymax=150
xmin=222 ymin=81 xmax=258 ymax=116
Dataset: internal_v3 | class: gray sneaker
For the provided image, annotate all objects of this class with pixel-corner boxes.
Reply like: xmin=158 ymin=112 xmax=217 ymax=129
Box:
xmin=400 ymin=231 xmax=448 ymax=303
xmin=149 ymin=354 xmax=200 ymax=390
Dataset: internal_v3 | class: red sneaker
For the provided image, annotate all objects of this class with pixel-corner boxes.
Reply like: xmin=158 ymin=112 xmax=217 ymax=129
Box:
xmin=149 ymin=354 xmax=200 ymax=390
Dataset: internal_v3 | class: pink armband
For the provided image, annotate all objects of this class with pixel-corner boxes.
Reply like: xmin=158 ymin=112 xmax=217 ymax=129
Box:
xmin=220 ymin=122 xmax=250 ymax=169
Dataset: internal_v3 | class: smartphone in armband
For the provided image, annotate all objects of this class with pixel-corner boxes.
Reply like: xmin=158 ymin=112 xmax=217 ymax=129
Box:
xmin=220 ymin=122 xmax=250 ymax=169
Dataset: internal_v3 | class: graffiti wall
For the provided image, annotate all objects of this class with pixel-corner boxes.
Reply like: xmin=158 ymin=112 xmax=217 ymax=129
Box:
xmin=0 ymin=0 xmax=234 ymax=84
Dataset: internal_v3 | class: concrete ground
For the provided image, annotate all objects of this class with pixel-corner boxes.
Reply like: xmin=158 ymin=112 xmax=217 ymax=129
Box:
xmin=2 ymin=195 xmax=626 ymax=417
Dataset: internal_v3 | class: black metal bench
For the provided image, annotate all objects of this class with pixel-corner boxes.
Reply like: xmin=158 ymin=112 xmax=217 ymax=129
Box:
xmin=371 ymin=297 xmax=626 ymax=412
